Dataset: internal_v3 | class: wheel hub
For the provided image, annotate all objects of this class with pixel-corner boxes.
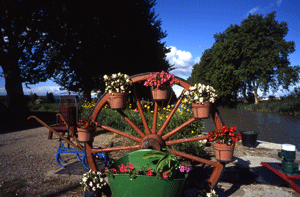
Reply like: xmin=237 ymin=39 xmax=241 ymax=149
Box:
xmin=140 ymin=134 xmax=165 ymax=151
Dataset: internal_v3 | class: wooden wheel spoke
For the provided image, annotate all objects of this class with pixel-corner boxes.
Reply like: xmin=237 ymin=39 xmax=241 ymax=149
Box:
xmin=152 ymin=101 xmax=158 ymax=133
xmin=117 ymin=110 xmax=145 ymax=137
xmin=165 ymin=135 xmax=208 ymax=146
xmin=168 ymin=148 xmax=224 ymax=189
xmin=91 ymin=145 xmax=140 ymax=153
xmin=157 ymin=96 xmax=183 ymax=136
xmin=133 ymin=85 xmax=151 ymax=134
xmin=99 ymin=124 xmax=142 ymax=142
xmin=162 ymin=117 xmax=196 ymax=140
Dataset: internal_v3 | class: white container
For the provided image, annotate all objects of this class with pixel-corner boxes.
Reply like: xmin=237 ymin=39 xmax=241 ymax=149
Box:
xmin=281 ymin=144 xmax=296 ymax=151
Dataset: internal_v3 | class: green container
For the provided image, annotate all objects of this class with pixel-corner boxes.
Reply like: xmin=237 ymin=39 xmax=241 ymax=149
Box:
xmin=108 ymin=149 xmax=187 ymax=197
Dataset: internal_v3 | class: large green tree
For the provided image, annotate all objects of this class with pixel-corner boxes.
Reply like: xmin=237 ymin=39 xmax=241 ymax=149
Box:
xmin=189 ymin=12 xmax=300 ymax=104
xmin=0 ymin=1 xmax=60 ymax=114
xmin=48 ymin=0 xmax=172 ymax=101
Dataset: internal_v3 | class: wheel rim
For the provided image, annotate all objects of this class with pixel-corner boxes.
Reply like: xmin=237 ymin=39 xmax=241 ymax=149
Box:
xmin=85 ymin=72 xmax=225 ymax=189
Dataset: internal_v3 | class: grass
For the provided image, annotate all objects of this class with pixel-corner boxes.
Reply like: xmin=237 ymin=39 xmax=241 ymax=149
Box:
xmin=82 ymin=101 xmax=207 ymax=157
xmin=236 ymin=98 xmax=300 ymax=118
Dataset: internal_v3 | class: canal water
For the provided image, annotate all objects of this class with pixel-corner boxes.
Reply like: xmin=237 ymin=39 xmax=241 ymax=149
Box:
xmin=202 ymin=108 xmax=300 ymax=150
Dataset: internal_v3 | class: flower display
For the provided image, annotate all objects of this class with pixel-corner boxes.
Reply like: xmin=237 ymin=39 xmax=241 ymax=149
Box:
xmin=105 ymin=147 xmax=190 ymax=180
xmin=144 ymin=71 xmax=176 ymax=89
xmin=182 ymin=83 xmax=217 ymax=104
xmin=104 ymin=72 xmax=133 ymax=94
xmin=208 ymin=126 xmax=241 ymax=146
xmin=78 ymin=115 xmax=95 ymax=131
xmin=105 ymin=162 xmax=189 ymax=180
xmin=80 ymin=170 xmax=107 ymax=191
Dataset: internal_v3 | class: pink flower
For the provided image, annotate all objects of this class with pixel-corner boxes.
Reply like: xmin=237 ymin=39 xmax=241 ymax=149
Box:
xmin=147 ymin=168 xmax=153 ymax=176
xmin=163 ymin=172 xmax=170 ymax=179
xmin=180 ymin=166 xmax=185 ymax=172
xmin=134 ymin=108 xmax=138 ymax=113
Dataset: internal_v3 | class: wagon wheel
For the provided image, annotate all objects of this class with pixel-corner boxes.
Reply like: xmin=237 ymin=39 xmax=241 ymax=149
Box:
xmin=85 ymin=72 xmax=225 ymax=190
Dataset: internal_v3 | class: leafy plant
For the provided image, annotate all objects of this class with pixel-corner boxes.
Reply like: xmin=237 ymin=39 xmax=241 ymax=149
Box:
xmin=80 ymin=170 xmax=106 ymax=191
xmin=144 ymin=71 xmax=176 ymax=89
xmin=104 ymin=73 xmax=133 ymax=94
xmin=208 ymin=126 xmax=241 ymax=146
xmin=182 ymin=83 xmax=217 ymax=104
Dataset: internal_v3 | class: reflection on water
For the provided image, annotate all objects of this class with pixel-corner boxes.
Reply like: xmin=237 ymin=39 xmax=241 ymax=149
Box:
xmin=202 ymin=108 xmax=300 ymax=150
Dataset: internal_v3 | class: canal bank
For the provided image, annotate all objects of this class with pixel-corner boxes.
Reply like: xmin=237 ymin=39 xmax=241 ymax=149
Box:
xmin=203 ymin=107 xmax=300 ymax=150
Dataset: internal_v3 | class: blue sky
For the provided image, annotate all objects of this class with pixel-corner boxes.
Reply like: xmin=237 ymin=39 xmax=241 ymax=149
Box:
xmin=1 ymin=0 xmax=299 ymax=97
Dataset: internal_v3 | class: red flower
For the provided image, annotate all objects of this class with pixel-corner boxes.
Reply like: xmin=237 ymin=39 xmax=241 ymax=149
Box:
xmin=221 ymin=126 xmax=228 ymax=133
xmin=147 ymin=168 xmax=153 ymax=176
xmin=229 ymin=126 xmax=236 ymax=133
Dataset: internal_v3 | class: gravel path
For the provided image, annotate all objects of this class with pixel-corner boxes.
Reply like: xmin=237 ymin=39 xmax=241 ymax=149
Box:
xmin=0 ymin=117 xmax=118 ymax=197
xmin=1 ymin=118 xmax=299 ymax=197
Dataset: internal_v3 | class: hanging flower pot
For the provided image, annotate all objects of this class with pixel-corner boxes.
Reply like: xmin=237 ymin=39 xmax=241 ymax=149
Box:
xmin=214 ymin=143 xmax=234 ymax=162
xmin=144 ymin=71 xmax=176 ymax=101
xmin=108 ymin=92 xmax=128 ymax=110
xmin=151 ymin=86 xmax=170 ymax=101
xmin=77 ymin=128 xmax=91 ymax=143
xmin=191 ymin=102 xmax=211 ymax=119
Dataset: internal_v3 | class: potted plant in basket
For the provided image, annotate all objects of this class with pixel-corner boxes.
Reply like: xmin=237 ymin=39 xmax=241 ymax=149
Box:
xmin=103 ymin=72 xmax=133 ymax=110
xmin=81 ymin=169 xmax=107 ymax=197
xmin=77 ymin=115 xmax=96 ymax=142
xmin=144 ymin=71 xmax=177 ymax=101
xmin=182 ymin=83 xmax=217 ymax=119
xmin=105 ymin=147 xmax=189 ymax=197
xmin=208 ymin=126 xmax=241 ymax=162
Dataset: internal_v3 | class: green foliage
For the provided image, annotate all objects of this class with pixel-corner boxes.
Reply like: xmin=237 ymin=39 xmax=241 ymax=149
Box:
xmin=47 ymin=1 xmax=173 ymax=100
xmin=93 ymin=101 xmax=206 ymax=156
xmin=189 ymin=11 xmax=300 ymax=104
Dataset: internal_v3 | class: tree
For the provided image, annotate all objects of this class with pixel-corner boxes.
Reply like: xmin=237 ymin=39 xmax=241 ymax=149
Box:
xmin=0 ymin=1 xmax=63 ymax=114
xmin=189 ymin=12 xmax=300 ymax=104
xmin=47 ymin=0 xmax=172 ymax=101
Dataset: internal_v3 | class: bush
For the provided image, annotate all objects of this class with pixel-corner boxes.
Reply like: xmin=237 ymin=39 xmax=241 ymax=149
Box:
xmin=92 ymin=102 xmax=206 ymax=156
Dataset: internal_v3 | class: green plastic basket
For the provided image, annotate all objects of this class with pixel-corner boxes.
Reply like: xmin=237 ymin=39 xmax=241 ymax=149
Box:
xmin=108 ymin=149 xmax=187 ymax=197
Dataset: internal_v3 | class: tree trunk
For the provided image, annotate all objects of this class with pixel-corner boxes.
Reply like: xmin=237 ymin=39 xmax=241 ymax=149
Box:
xmin=83 ymin=89 xmax=92 ymax=102
xmin=253 ymin=81 xmax=259 ymax=104
xmin=242 ymin=82 xmax=247 ymax=103
xmin=2 ymin=64 xmax=28 ymax=115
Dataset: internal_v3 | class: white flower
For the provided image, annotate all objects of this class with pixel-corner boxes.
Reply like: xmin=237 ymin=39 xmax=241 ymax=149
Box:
xmin=92 ymin=186 xmax=96 ymax=191
xmin=116 ymin=88 xmax=119 ymax=93
xmin=89 ymin=182 xmax=93 ymax=187
xmin=200 ymin=97 xmax=204 ymax=103
xmin=124 ymin=74 xmax=129 ymax=79
xmin=82 ymin=177 xmax=87 ymax=182
xmin=103 ymin=75 xmax=108 ymax=80
xmin=120 ymin=86 xmax=125 ymax=90
xmin=112 ymin=74 xmax=117 ymax=78
xmin=194 ymin=95 xmax=199 ymax=101
xmin=118 ymin=72 xmax=121 ymax=76
xmin=100 ymin=178 xmax=103 ymax=182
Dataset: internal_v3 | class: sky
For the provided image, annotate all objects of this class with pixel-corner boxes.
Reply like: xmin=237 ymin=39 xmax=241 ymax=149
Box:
xmin=0 ymin=0 xmax=299 ymax=98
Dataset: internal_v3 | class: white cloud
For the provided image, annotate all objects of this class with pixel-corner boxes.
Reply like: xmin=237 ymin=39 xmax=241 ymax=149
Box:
xmin=247 ymin=6 xmax=260 ymax=15
xmin=166 ymin=46 xmax=200 ymax=77
xmin=276 ymin=0 xmax=282 ymax=6
xmin=23 ymin=85 xmax=67 ymax=96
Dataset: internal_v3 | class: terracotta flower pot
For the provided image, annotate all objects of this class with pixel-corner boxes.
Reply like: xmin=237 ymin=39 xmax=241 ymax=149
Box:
xmin=77 ymin=128 xmax=91 ymax=142
xmin=151 ymin=86 xmax=170 ymax=101
xmin=108 ymin=93 xmax=128 ymax=110
xmin=191 ymin=102 xmax=211 ymax=119
xmin=214 ymin=143 xmax=234 ymax=162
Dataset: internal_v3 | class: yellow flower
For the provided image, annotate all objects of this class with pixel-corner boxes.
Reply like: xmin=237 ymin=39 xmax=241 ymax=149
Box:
xmin=151 ymin=111 xmax=154 ymax=113
xmin=157 ymin=123 xmax=160 ymax=126
xmin=171 ymin=105 xmax=174 ymax=107
xmin=144 ymin=104 xmax=147 ymax=108
xmin=147 ymin=106 xmax=150 ymax=109
xmin=191 ymin=130 xmax=194 ymax=134
xmin=187 ymin=109 xmax=189 ymax=111
xmin=159 ymin=116 xmax=162 ymax=120
xmin=163 ymin=107 xmax=166 ymax=111
xmin=166 ymin=115 xmax=168 ymax=118
xmin=167 ymin=105 xmax=170 ymax=108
